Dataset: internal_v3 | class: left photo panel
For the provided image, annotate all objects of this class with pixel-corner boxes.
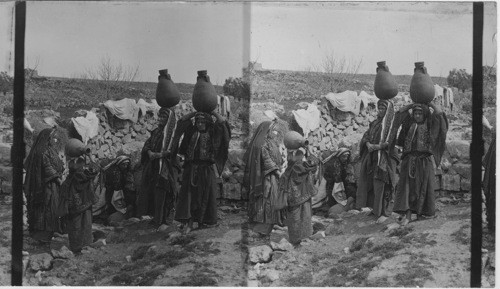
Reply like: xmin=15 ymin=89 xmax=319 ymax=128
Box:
xmin=1 ymin=1 xmax=252 ymax=286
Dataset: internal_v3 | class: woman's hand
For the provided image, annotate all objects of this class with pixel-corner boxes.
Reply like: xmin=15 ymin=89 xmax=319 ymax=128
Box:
xmin=181 ymin=111 xmax=196 ymax=121
xmin=148 ymin=151 xmax=162 ymax=160
xmin=211 ymin=110 xmax=225 ymax=122
xmin=399 ymin=104 xmax=413 ymax=113
xmin=367 ymin=142 xmax=376 ymax=152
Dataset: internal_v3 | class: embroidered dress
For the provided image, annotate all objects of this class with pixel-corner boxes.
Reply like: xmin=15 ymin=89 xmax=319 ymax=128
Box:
xmin=393 ymin=105 xmax=448 ymax=216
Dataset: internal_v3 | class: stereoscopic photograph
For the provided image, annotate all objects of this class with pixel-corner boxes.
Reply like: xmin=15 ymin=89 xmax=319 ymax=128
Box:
xmin=0 ymin=1 xmax=496 ymax=287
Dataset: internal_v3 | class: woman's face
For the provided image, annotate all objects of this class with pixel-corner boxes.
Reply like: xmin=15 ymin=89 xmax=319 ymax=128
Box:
xmin=413 ymin=110 xmax=425 ymax=123
xmin=158 ymin=115 xmax=168 ymax=127
xmin=196 ymin=119 xmax=207 ymax=132
xmin=377 ymin=105 xmax=387 ymax=118
xmin=118 ymin=161 xmax=130 ymax=171
xmin=339 ymin=153 xmax=350 ymax=164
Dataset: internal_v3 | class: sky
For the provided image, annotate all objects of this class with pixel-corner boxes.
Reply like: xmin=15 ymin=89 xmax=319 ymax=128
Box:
xmin=250 ymin=2 xmax=497 ymax=77
xmin=0 ymin=1 xmax=497 ymax=83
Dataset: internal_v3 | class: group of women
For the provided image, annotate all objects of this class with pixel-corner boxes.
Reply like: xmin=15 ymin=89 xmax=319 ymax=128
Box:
xmin=245 ymin=99 xmax=450 ymax=246
xmin=357 ymin=100 xmax=448 ymax=226
xmin=23 ymin=107 xmax=230 ymax=253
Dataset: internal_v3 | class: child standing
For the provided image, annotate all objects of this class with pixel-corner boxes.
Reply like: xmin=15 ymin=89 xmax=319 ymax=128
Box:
xmin=280 ymin=138 xmax=319 ymax=246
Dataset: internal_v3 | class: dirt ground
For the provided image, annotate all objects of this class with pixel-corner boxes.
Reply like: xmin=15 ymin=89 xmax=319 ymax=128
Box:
xmin=0 ymin=193 xmax=495 ymax=287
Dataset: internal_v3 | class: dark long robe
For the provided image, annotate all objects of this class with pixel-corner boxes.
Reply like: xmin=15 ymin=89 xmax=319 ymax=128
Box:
xmin=281 ymin=155 xmax=318 ymax=244
xmin=24 ymin=129 xmax=65 ymax=241
xmin=137 ymin=108 xmax=179 ymax=224
xmin=104 ymin=162 xmax=136 ymax=215
xmin=174 ymin=116 xmax=231 ymax=225
xmin=356 ymin=109 xmax=400 ymax=217
xmin=62 ymin=156 xmax=99 ymax=252
xmin=393 ymin=109 xmax=448 ymax=216
xmin=483 ymin=136 xmax=495 ymax=232
xmin=323 ymin=154 xmax=356 ymax=207
xmin=244 ymin=122 xmax=286 ymax=235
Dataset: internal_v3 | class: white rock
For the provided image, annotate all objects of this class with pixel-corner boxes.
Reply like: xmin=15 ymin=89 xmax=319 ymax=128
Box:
xmin=248 ymin=270 xmax=258 ymax=280
xmin=157 ymin=224 xmax=169 ymax=232
xmin=489 ymin=252 xmax=495 ymax=268
xmin=90 ymin=239 xmax=106 ymax=249
xmin=51 ymin=246 xmax=74 ymax=259
xmin=22 ymin=258 xmax=29 ymax=274
xmin=344 ymin=247 xmax=350 ymax=254
xmin=249 ymin=245 xmax=273 ymax=264
xmin=35 ymin=271 xmax=43 ymax=282
xmin=30 ymin=253 xmax=53 ymax=271
xmin=309 ymin=231 xmax=326 ymax=240
xmin=126 ymin=255 xmax=132 ymax=262
xmin=385 ymin=223 xmax=401 ymax=232
xmin=270 ymin=238 xmax=294 ymax=252
xmin=265 ymin=269 xmax=280 ymax=281
xmin=169 ymin=231 xmax=182 ymax=239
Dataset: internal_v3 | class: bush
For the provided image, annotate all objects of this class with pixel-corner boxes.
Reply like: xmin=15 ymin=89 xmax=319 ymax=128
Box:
xmin=0 ymin=72 xmax=13 ymax=95
xmin=447 ymin=68 xmax=471 ymax=93
xmin=223 ymin=77 xmax=250 ymax=101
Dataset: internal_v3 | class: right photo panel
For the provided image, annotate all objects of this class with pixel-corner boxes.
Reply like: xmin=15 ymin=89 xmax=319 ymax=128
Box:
xmin=243 ymin=2 xmax=496 ymax=287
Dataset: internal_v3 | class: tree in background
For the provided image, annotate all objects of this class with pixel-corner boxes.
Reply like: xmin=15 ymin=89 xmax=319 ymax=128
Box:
xmin=0 ymin=72 xmax=13 ymax=96
xmin=81 ymin=55 xmax=140 ymax=99
xmin=447 ymin=68 xmax=471 ymax=93
xmin=307 ymin=49 xmax=363 ymax=93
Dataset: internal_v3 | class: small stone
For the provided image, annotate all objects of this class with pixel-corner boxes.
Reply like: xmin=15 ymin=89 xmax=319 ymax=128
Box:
xmin=248 ymin=245 xmax=273 ymax=264
xmin=248 ymin=270 xmax=258 ymax=280
xmin=309 ymin=231 xmax=326 ymax=240
xmin=157 ymin=224 xmax=170 ymax=232
xmin=51 ymin=259 xmax=67 ymax=269
xmin=51 ymin=246 xmax=74 ymax=259
xmin=23 ymin=258 xmax=29 ymax=273
xmin=35 ymin=271 xmax=43 ymax=282
xmin=265 ymin=269 xmax=280 ymax=282
xmin=146 ymin=246 xmax=158 ymax=256
xmin=126 ymin=255 xmax=132 ymax=262
xmin=344 ymin=247 xmax=350 ymax=254
xmin=385 ymin=223 xmax=400 ymax=232
xmin=489 ymin=252 xmax=495 ymax=268
xmin=270 ymin=238 xmax=294 ymax=252
xmin=90 ymin=239 xmax=106 ymax=249
xmin=169 ymin=231 xmax=182 ymax=239
xmin=30 ymin=253 xmax=53 ymax=271
xmin=40 ymin=277 xmax=63 ymax=286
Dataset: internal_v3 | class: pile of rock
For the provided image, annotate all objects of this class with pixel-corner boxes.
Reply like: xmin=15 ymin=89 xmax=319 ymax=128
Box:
xmin=302 ymin=100 xmax=376 ymax=161
xmin=85 ymin=100 xmax=197 ymax=161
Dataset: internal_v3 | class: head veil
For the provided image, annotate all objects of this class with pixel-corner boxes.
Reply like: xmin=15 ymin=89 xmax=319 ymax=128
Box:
xmin=243 ymin=121 xmax=273 ymax=199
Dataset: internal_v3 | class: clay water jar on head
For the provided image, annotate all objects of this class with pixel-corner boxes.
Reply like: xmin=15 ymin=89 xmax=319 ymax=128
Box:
xmin=374 ymin=61 xmax=398 ymax=100
xmin=410 ymin=62 xmax=435 ymax=104
xmin=156 ymin=69 xmax=181 ymax=108
xmin=66 ymin=138 xmax=90 ymax=158
xmin=284 ymin=131 xmax=308 ymax=150
xmin=192 ymin=70 xmax=217 ymax=113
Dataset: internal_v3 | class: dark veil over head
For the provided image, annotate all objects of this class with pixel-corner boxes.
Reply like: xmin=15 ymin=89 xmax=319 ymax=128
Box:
xmin=243 ymin=121 xmax=273 ymax=198
xmin=24 ymin=128 xmax=56 ymax=205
